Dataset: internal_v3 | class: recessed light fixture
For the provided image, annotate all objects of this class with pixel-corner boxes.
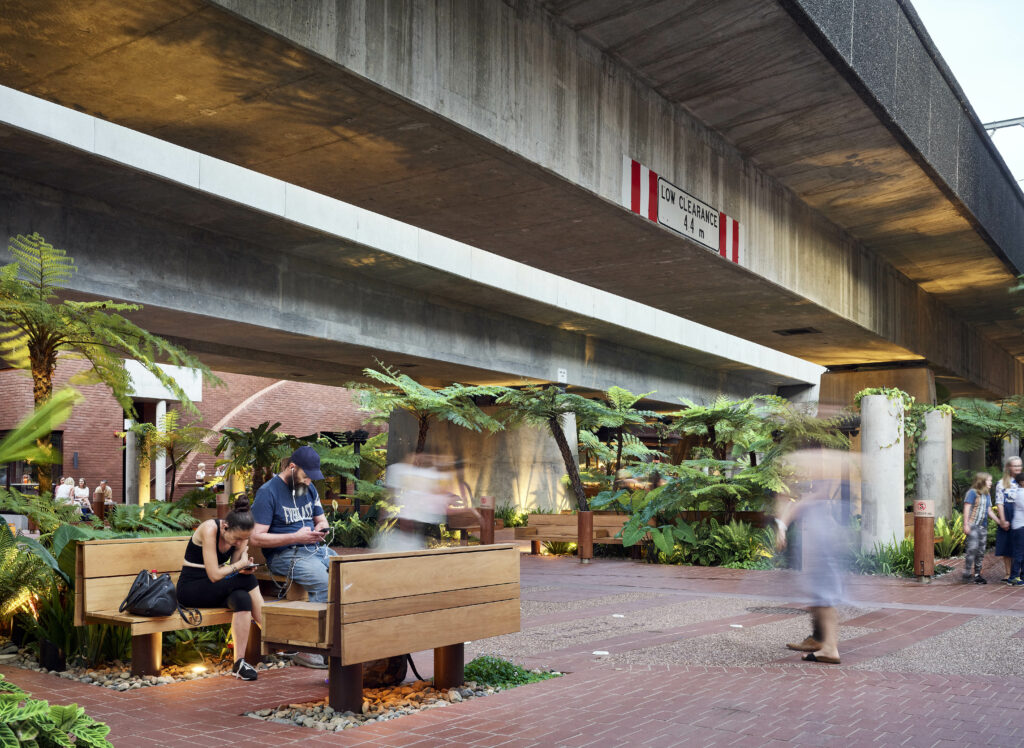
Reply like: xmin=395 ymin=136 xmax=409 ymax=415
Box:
xmin=773 ymin=327 xmax=822 ymax=336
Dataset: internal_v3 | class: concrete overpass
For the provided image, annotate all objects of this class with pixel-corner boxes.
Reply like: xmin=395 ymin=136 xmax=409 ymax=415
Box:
xmin=0 ymin=85 xmax=821 ymax=406
xmin=1 ymin=0 xmax=1023 ymax=400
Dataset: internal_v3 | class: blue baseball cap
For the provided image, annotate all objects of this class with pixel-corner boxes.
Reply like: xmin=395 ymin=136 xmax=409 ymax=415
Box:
xmin=288 ymin=446 xmax=324 ymax=481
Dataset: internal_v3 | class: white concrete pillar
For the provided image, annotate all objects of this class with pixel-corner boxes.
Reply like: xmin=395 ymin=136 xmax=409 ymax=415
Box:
xmin=918 ymin=410 xmax=953 ymax=519
xmin=1003 ymin=436 xmax=1020 ymax=466
xmin=155 ymin=400 xmax=167 ymax=502
xmin=220 ymin=443 xmax=233 ymax=508
xmin=124 ymin=418 xmax=137 ymax=504
xmin=860 ymin=394 xmax=905 ymax=552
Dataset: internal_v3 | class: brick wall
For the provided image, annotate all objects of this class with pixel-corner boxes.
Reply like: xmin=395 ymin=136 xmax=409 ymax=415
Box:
xmin=0 ymin=360 xmax=382 ymax=502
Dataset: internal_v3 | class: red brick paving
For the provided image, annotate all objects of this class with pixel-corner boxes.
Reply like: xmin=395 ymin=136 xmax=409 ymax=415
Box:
xmin=5 ymin=553 xmax=1024 ymax=746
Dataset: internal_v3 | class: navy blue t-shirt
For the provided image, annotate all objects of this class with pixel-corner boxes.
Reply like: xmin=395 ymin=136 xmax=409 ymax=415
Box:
xmin=252 ymin=475 xmax=324 ymax=560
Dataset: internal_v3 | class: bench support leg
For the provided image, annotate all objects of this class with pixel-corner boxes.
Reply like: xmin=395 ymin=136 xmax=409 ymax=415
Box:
xmin=434 ymin=643 xmax=464 ymax=689
xmin=327 ymin=657 xmax=363 ymax=713
xmin=530 ymin=540 xmax=541 ymax=555
xmin=130 ymin=633 xmax=162 ymax=677
xmin=245 ymin=620 xmax=262 ymax=664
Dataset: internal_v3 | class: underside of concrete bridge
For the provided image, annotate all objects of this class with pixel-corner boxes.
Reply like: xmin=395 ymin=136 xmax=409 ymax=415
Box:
xmin=1 ymin=0 xmax=1023 ymax=398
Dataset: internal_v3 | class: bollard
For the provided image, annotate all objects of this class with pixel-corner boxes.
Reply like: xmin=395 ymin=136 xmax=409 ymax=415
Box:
xmin=577 ymin=511 xmax=594 ymax=564
xmin=913 ymin=499 xmax=935 ymax=583
xmin=479 ymin=495 xmax=495 ymax=545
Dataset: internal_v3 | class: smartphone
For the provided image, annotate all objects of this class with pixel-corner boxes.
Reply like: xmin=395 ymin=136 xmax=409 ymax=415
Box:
xmin=244 ymin=563 xmax=263 ymax=570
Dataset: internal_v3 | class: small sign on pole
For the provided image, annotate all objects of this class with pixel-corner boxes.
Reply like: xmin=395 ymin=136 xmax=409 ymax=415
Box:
xmin=913 ymin=500 xmax=935 ymax=518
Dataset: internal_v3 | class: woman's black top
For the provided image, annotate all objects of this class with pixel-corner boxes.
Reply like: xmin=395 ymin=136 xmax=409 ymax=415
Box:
xmin=182 ymin=519 xmax=235 ymax=567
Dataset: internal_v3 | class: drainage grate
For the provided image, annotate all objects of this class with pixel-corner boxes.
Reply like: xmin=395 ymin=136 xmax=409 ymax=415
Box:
xmin=745 ymin=606 xmax=806 ymax=615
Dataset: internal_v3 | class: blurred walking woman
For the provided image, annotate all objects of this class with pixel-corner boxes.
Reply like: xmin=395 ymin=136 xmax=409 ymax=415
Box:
xmin=177 ymin=497 xmax=264 ymax=680
xmin=993 ymin=456 xmax=1021 ymax=584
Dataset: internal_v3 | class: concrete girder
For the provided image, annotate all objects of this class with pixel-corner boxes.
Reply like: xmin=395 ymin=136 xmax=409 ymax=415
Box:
xmin=0 ymin=88 xmax=823 ymax=405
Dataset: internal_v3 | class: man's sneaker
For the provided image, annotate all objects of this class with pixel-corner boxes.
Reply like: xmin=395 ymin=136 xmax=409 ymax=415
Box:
xmin=294 ymin=652 xmax=328 ymax=669
xmin=231 ymin=658 xmax=258 ymax=681
xmin=1010 ymin=578 xmax=1023 ymax=586
xmin=974 ymin=575 xmax=988 ymax=584
xmin=1002 ymin=577 xmax=1014 ymax=585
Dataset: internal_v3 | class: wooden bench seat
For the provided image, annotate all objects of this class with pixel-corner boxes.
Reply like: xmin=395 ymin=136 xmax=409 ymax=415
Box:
xmin=260 ymin=544 xmax=520 ymax=711
xmin=74 ymin=537 xmax=257 ymax=676
xmin=514 ymin=513 xmax=632 ymax=553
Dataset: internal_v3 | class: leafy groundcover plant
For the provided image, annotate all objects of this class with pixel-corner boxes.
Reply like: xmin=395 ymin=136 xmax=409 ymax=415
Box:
xmin=463 ymin=656 xmax=559 ymax=688
xmin=0 ymin=673 xmax=113 ymax=747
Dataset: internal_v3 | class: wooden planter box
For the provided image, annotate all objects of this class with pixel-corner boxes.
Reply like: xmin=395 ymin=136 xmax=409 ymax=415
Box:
xmin=190 ymin=507 xmax=218 ymax=522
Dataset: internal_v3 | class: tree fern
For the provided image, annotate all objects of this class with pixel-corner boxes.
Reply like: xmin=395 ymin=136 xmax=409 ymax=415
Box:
xmin=1 ymin=232 xmax=220 ymax=495
xmin=350 ymin=362 xmax=505 ymax=454
xmin=0 ymin=524 xmax=58 ymax=624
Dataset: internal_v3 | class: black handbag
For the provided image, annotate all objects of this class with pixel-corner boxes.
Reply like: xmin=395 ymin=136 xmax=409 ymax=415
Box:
xmin=119 ymin=570 xmax=202 ymax=625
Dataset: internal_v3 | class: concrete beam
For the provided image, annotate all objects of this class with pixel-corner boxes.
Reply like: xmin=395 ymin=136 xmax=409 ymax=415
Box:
xmin=0 ymin=88 xmax=823 ymax=404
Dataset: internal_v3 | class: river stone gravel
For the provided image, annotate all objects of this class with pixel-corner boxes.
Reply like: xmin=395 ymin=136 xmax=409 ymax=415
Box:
xmin=469 ymin=595 xmax=774 ymax=661
xmin=0 ymin=637 xmax=291 ymax=689
xmin=603 ymin=617 xmax=876 ymax=667
xmin=244 ymin=678 xmax=559 ymax=731
xmin=851 ymin=614 xmax=1024 ymax=676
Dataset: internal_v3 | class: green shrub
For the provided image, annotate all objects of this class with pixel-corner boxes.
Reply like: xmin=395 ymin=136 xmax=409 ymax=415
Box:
xmin=853 ymin=537 xmax=916 ymax=577
xmin=0 ymin=487 xmax=81 ymax=535
xmin=0 ymin=673 xmax=113 ymax=747
xmin=326 ymin=512 xmax=393 ymax=548
xmin=106 ymin=503 xmax=198 ymax=533
xmin=176 ymin=487 xmax=218 ymax=512
xmin=494 ymin=502 xmax=528 ymax=528
xmin=162 ymin=625 xmax=231 ymax=665
xmin=542 ymin=541 xmax=576 ymax=556
xmin=934 ymin=514 xmax=966 ymax=558
xmin=463 ymin=656 xmax=558 ymax=688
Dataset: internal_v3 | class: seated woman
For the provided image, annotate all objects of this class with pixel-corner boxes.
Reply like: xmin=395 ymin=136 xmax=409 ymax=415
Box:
xmin=176 ymin=497 xmax=264 ymax=681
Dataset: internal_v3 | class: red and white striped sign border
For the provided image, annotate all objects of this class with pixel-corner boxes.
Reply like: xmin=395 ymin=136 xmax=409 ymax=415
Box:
xmin=622 ymin=156 xmax=740 ymax=264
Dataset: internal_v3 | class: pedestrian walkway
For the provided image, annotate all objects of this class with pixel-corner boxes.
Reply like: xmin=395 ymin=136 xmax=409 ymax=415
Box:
xmin=4 ymin=553 xmax=1024 ymax=747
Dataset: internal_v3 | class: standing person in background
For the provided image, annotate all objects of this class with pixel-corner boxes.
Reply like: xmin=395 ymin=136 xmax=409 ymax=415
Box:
xmin=1011 ymin=472 xmax=1024 ymax=586
xmin=962 ymin=472 xmax=995 ymax=583
xmin=993 ymin=457 xmax=1020 ymax=584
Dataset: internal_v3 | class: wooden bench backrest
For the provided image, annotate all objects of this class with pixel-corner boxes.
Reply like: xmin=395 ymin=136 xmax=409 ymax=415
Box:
xmin=74 ymin=537 xmax=191 ymax=626
xmin=314 ymin=544 xmax=520 ymax=665
xmin=525 ymin=514 xmax=628 ymax=529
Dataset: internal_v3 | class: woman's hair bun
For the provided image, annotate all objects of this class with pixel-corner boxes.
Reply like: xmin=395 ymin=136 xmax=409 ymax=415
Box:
xmin=232 ymin=496 xmax=251 ymax=513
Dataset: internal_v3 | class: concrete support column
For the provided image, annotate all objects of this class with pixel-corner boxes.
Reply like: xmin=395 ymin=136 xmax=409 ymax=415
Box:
xmin=860 ymin=394 xmax=905 ymax=552
xmin=967 ymin=445 xmax=987 ymax=471
xmin=1003 ymin=437 xmax=1020 ymax=466
xmin=124 ymin=418 xmax=138 ymax=505
xmin=918 ymin=410 xmax=953 ymax=520
xmin=219 ymin=444 xmax=232 ymax=511
xmin=154 ymin=400 xmax=167 ymax=502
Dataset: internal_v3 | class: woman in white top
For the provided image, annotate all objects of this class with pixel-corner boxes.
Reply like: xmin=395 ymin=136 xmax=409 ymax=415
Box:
xmin=54 ymin=477 xmax=75 ymax=502
xmin=73 ymin=478 xmax=90 ymax=504
xmin=994 ymin=456 xmax=1021 ymax=583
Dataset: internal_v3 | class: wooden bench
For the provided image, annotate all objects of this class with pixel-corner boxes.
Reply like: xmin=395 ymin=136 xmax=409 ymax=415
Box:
xmin=514 ymin=512 xmax=632 ymax=555
xmin=74 ymin=536 xmax=257 ymax=676
xmin=260 ymin=544 xmax=520 ymax=711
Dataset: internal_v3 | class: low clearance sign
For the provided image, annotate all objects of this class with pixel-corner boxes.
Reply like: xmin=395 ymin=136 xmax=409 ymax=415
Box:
xmin=621 ymin=156 xmax=740 ymax=263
